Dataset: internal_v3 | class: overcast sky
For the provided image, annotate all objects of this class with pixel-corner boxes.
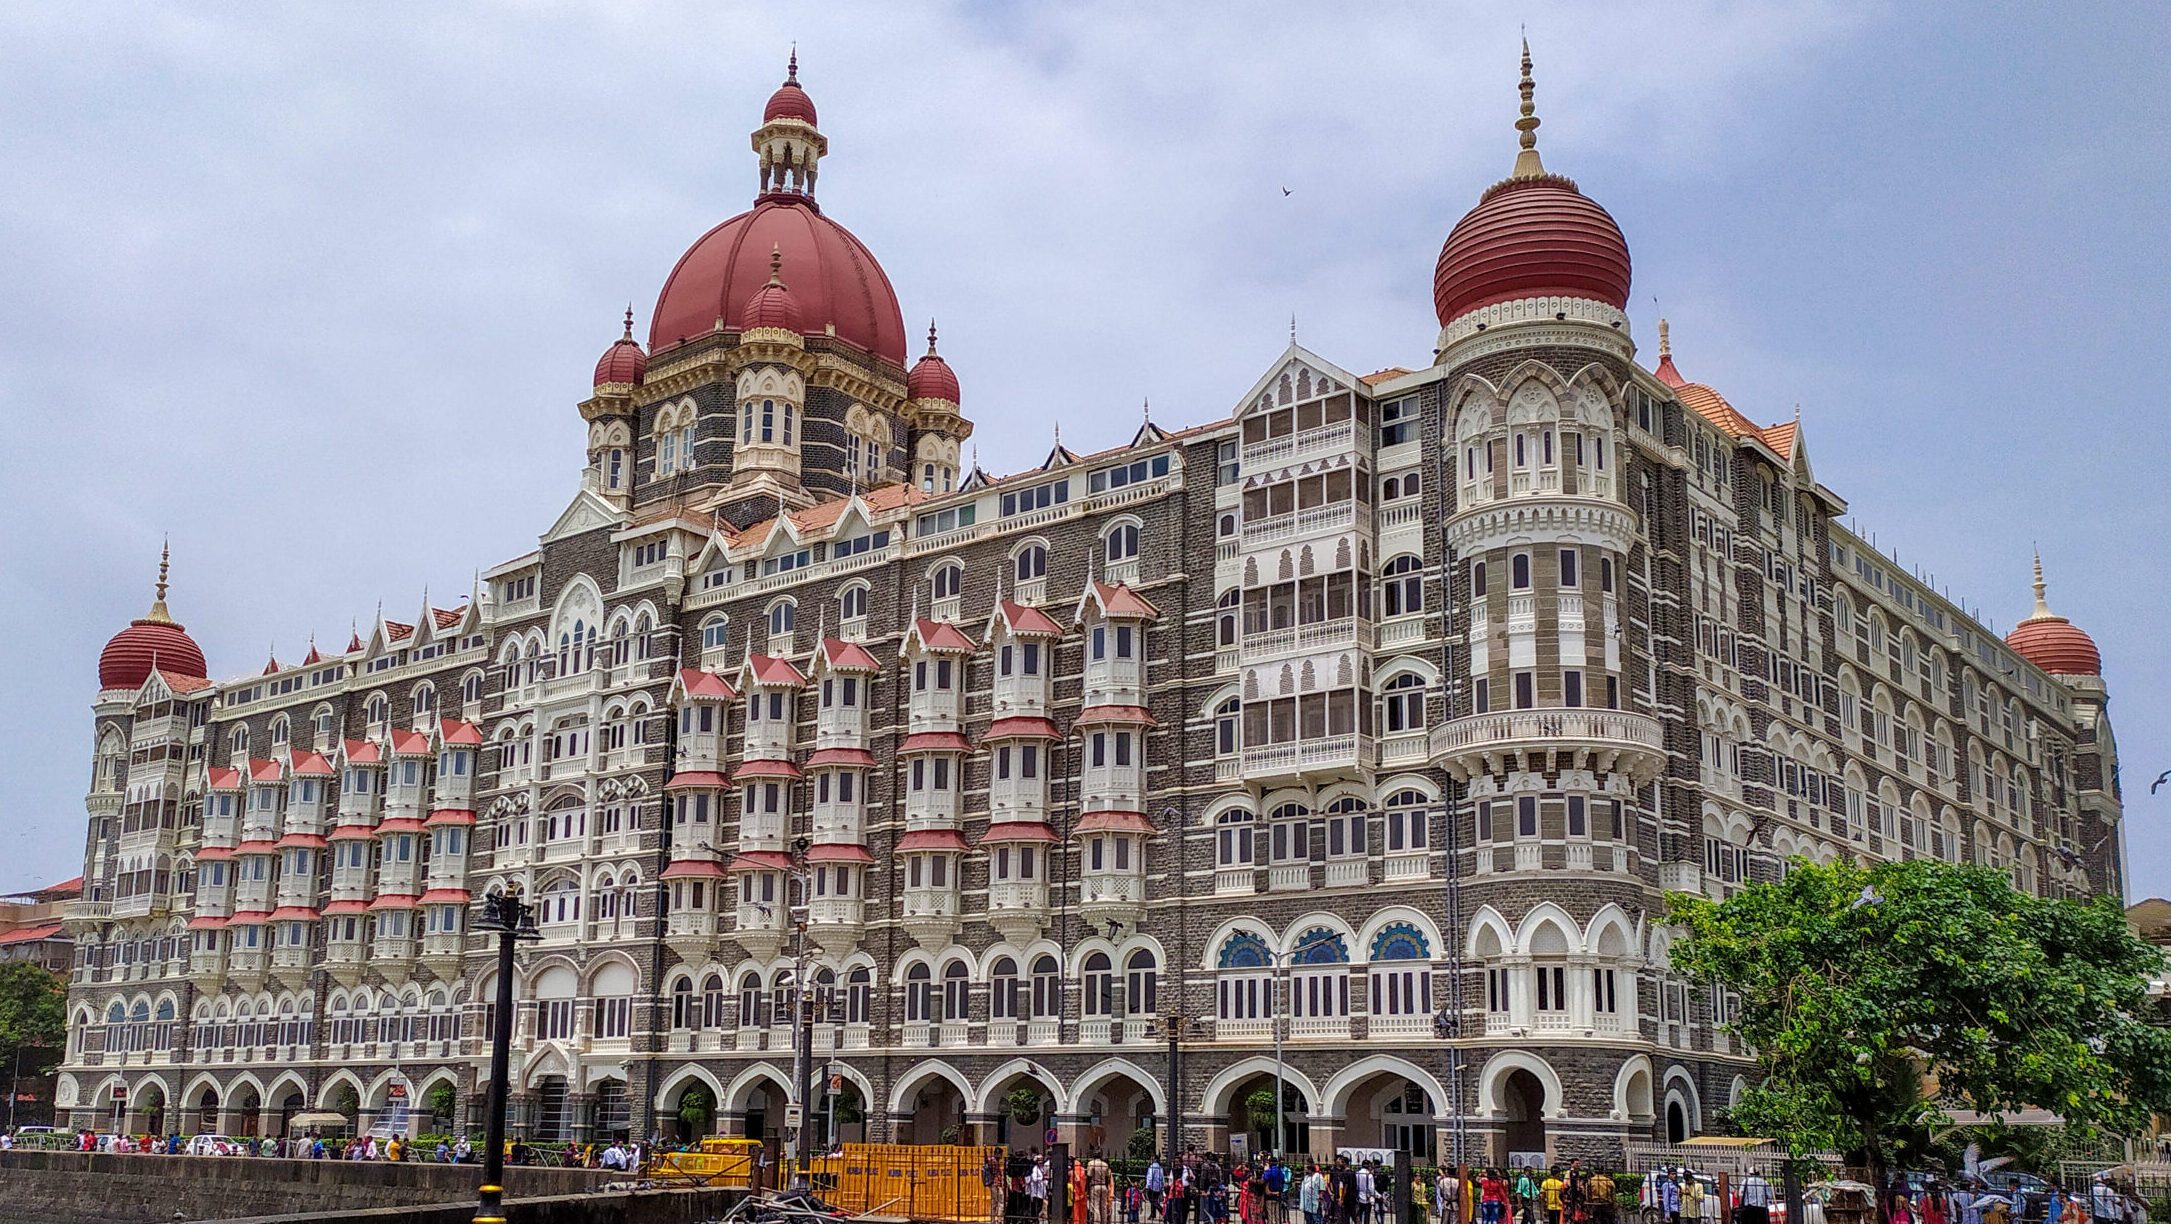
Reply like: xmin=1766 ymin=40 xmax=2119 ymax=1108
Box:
xmin=2 ymin=3 xmax=2165 ymax=899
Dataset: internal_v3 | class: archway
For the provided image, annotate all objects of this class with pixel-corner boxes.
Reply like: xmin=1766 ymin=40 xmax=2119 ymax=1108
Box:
xmin=1222 ymin=1070 xmax=1310 ymax=1159
xmin=672 ymin=1081 xmax=716 ymax=1143
xmin=137 ymin=1084 xmax=167 ymax=1136
xmin=1072 ymin=1062 xmax=1166 ymax=1161
xmin=978 ymin=1062 xmax=1065 ymax=1150
xmin=231 ymin=1085 xmax=262 ymax=1136
xmin=534 ymin=1076 xmax=571 ymax=1142
xmin=904 ymin=1077 xmax=968 ymax=1146
xmin=276 ymin=1090 xmax=304 ymax=1138
xmin=190 ymin=1084 xmax=220 ymax=1136
xmin=1501 ymin=1070 xmax=1546 ymax=1164
xmin=1666 ymin=1099 xmax=1688 ymax=1145
xmin=591 ymin=1079 xmax=630 ymax=1143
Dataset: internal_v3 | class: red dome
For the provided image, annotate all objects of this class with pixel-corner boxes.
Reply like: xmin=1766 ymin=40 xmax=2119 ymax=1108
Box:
xmin=907 ymin=322 xmax=959 ymax=403
xmin=593 ymin=310 xmax=646 ymax=388
xmin=741 ymin=247 xmax=806 ymax=333
xmin=2007 ymin=617 xmax=2099 ymax=676
xmin=1434 ymin=175 xmax=1632 ymax=327
xmin=764 ymin=54 xmax=817 ymax=125
xmin=101 ymin=611 xmax=206 ymax=690
xmin=650 ymin=197 xmax=906 ymax=366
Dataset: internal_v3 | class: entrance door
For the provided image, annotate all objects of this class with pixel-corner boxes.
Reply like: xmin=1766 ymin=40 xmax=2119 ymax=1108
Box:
xmin=534 ymin=1076 xmax=570 ymax=1142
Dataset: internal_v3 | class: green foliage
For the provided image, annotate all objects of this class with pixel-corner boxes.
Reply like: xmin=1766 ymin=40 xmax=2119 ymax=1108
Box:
xmin=1667 ymin=859 xmax=2171 ymax=1184
xmin=1007 ymin=1086 xmax=1044 ymax=1126
xmin=940 ymin=1122 xmax=962 ymax=1145
xmin=677 ymin=1085 xmax=713 ymax=1131
xmin=1127 ymin=1125 xmax=1158 ymax=1160
xmin=329 ymin=1083 xmax=361 ymax=1116
xmin=425 ymin=1083 xmax=456 ymax=1120
xmin=0 ymin=961 xmax=65 ymax=1078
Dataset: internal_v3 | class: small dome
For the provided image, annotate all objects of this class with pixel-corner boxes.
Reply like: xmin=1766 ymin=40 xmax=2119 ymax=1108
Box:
xmin=100 ymin=547 xmax=207 ymax=690
xmin=592 ymin=307 xmax=647 ymax=388
xmin=763 ymin=53 xmax=817 ymax=125
xmin=907 ymin=322 xmax=960 ymax=404
xmin=1432 ymin=42 xmax=1632 ymax=329
xmin=740 ymin=246 xmax=805 ymax=333
xmin=2005 ymin=558 xmax=2101 ymax=676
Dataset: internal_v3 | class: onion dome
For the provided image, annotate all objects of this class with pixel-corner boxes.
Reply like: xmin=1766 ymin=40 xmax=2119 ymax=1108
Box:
xmin=592 ymin=306 xmax=647 ymax=388
xmin=650 ymin=54 xmax=907 ymax=365
xmin=1433 ymin=41 xmax=1631 ymax=329
xmin=740 ymin=245 xmax=805 ymax=333
xmin=2005 ymin=555 xmax=2101 ymax=676
xmin=99 ymin=543 xmax=207 ymax=690
xmin=763 ymin=51 xmax=818 ymax=125
xmin=907 ymin=321 xmax=960 ymax=404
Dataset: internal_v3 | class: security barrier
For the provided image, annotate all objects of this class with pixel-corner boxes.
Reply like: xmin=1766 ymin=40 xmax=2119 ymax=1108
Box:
xmin=651 ymin=1137 xmax=764 ymax=1187
xmin=814 ymin=1143 xmax=1004 ymax=1222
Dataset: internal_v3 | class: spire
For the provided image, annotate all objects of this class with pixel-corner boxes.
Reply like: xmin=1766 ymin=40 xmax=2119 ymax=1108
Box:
xmin=926 ymin=319 xmax=939 ymax=355
xmin=1511 ymin=37 xmax=1546 ymax=179
xmin=142 ymin=539 xmax=175 ymax=624
xmin=1658 ymin=318 xmax=1670 ymax=358
xmin=1652 ymin=317 xmax=1686 ymax=388
xmin=767 ymin=243 xmax=785 ymax=286
xmin=622 ymin=303 xmax=635 ymax=340
xmin=2027 ymin=552 xmax=2053 ymax=621
xmin=787 ymin=45 xmax=798 ymax=85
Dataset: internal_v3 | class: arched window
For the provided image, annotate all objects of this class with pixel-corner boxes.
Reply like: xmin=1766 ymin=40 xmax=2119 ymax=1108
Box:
xmin=941 ymin=961 xmax=970 ymax=1022
xmin=1082 ymin=952 xmax=1114 ymax=1017
xmin=1214 ymin=699 xmax=1240 ymax=756
xmin=1382 ymin=555 xmax=1423 ymax=617
xmin=1030 ymin=955 xmax=1060 ymax=1019
xmin=1368 ymin=923 xmax=1433 ymax=1018
xmin=269 ymin=717 xmax=290 ymax=748
xmin=1216 ymin=809 xmax=1255 ymax=867
xmin=1383 ymin=672 xmax=1426 ymax=733
xmin=460 ymin=673 xmax=483 ymax=707
xmin=1384 ymin=789 xmax=1430 ymax=854
xmin=932 ymin=564 xmax=963 ymax=601
xmin=847 ymin=967 xmax=872 ymax=1024
xmin=1015 ymin=545 xmax=1047 ymax=582
xmin=990 ymin=957 xmax=1021 ymax=1020
xmin=366 ymin=695 xmax=387 ymax=727
xmin=701 ymin=616 xmax=729 ymax=652
xmin=1323 ymin=796 xmax=1367 ymax=859
xmin=412 ymin=684 xmax=435 ymax=721
xmin=1471 ymin=561 xmax=1487 ymax=600
xmin=839 ymin=585 xmax=867 ymax=621
xmin=1125 ymin=950 xmax=1158 ymax=1016
xmin=671 ymin=978 xmax=694 ymax=1029
xmin=1106 ymin=523 xmax=1140 ymax=564
xmin=905 ymin=963 xmax=933 ymax=1022
xmin=738 ymin=973 xmax=764 ymax=1028
xmin=1216 ymin=932 xmax=1271 ymax=1022
xmin=1217 ymin=589 xmax=1239 ymax=647
xmin=1269 ymin=802 xmax=1310 ymax=865
xmin=1511 ymin=553 xmax=1531 ymax=590
xmin=768 ymin=601 xmax=795 ymax=636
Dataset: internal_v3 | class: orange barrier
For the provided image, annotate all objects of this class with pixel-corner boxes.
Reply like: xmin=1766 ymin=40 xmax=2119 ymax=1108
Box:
xmin=815 ymin=1143 xmax=1003 ymax=1223
xmin=651 ymin=1137 xmax=764 ymax=1187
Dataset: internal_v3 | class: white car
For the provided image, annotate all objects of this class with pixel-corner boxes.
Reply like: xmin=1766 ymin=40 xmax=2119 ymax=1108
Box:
xmin=186 ymin=1133 xmax=249 ymax=1157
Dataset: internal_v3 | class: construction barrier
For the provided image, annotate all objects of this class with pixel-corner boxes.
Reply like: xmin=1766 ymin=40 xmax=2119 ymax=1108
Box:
xmin=651 ymin=1137 xmax=765 ymax=1187
xmin=815 ymin=1143 xmax=1004 ymax=1223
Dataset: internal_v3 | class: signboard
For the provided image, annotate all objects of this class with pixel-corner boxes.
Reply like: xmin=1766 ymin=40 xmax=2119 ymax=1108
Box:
xmin=1045 ymin=1127 xmax=1060 ymax=1146
xmin=1339 ymin=1147 xmax=1394 ymax=1166
xmin=785 ymin=1104 xmax=803 ymax=1128
xmin=1229 ymin=1134 xmax=1250 ymax=1161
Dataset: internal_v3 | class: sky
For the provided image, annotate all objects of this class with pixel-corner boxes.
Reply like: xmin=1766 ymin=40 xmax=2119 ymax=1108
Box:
xmin=1 ymin=2 xmax=2166 ymax=898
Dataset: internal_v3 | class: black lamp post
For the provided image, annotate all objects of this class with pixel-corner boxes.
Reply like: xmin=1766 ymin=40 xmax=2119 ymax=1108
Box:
xmin=472 ymin=887 xmax=541 ymax=1224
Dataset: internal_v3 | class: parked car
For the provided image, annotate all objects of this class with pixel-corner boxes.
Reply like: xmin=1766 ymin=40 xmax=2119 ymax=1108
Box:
xmin=186 ymin=1133 xmax=249 ymax=1156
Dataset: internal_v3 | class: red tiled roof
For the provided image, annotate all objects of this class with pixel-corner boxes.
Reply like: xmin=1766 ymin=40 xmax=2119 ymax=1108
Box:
xmin=661 ymin=859 xmax=728 ymax=880
xmin=155 ymin=670 xmax=214 ymax=695
xmin=327 ymin=825 xmax=376 ymax=841
xmin=322 ymin=900 xmax=370 ymax=915
xmin=981 ymin=821 xmax=1060 ymax=844
xmin=207 ymin=766 xmax=242 ymax=791
xmin=1359 ymin=367 xmax=1415 ymax=386
xmin=909 ymin=619 xmax=977 ymax=654
xmin=367 ymin=894 xmax=419 ymax=911
xmin=995 ymin=601 xmax=1064 ymax=638
xmin=288 ymin=751 xmax=335 ymax=777
xmin=677 ymin=669 xmax=738 ymax=701
xmin=228 ymin=910 xmax=271 ymax=924
xmin=386 ymin=621 xmax=414 ymax=642
xmin=439 ymin=719 xmax=484 ymax=747
xmin=275 ymin=833 xmax=327 ymax=849
xmin=0 ymin=923 xmax=62 ymax=945
xmin=806 ymin=747 xmax=878 ymax=768
xmin=236 ymin=840 xmax=279 ymax=855
xmin=247 ymin=758 xmax=284 ymax=784
xmin=900 ymin=731 xmax=973 ymax=754
xmin=193 ymin=846 xmax=234 ymax=860
xmin=342 ymin=739 xmax=382 ymax=765
xmin=1084 ymin=581 xmax=1159 ymax=620
xmin=733 ymin=759 xmax=804 ymax=781
xmin=432 ymin=607 xmax=465 ymax=630
xmin=984 ymin=716 xmax=1061 ymax=740
xmin=1759 ymin=421 xmax=1799 ymax=459
xmin=731 ymin=482 xmax=924 ymax=547
xmin=819 ymin=638 xmax=882 ymax=671
xmin=728 ymin=850 xmax=797 ymax=872
xmin=663 ymin=770 xmax=733 ymax=791
xmin=896 ymin=829 xmax=971 ymax=853
xmin=374 ymin=817 xmax=425 ymax=834
xmin=806 ymin=843 xmax=876 ymax=864
xmin=1076 ymin=810 xmax=1158 ymax=836
xmin=419 ymin=888 xmax=471 ymax=905
xmin=744 ymin=654 xmax=808 ymax=687
xmin=185 ymin=915 xmax=229 ymax=930
xmin=268 ymin=906 xmax=320 ymax=921
xmin=35 ymin=877 xmax=82 ymax=899
xmin=389 ymin=729 xmax=432 ymax=756
xmin=425 ymin=809 xmax=477 ymax=826
xmin=1074 ymin=704 xmax=1157 ymax=727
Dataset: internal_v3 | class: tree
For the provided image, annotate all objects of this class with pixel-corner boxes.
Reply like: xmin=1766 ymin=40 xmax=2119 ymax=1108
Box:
xmin=1244 ymin=1088 xmax=1280 ymax=1149
xmin=677 ymin=1085 xmax=713 ymax=1135
xmin=425 ymin=1082 xmax=456 ymax=1123
xmin=0 ymin=961 xmax=66 ymax=1080
xmin=1667 ymin=859 xmax=2171 ymax=1194
xmin=1007 ymin=1086 xmax=1044 ymax=1127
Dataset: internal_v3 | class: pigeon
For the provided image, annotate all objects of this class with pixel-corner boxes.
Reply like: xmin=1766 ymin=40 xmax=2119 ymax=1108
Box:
xmin=1848 ymin=884 xmax=1882 ymax=911
xmin=2151 ymin=769 xmax=2169 ymax=794
xmin=1281 ymin=187 xmax=1292 ymax=196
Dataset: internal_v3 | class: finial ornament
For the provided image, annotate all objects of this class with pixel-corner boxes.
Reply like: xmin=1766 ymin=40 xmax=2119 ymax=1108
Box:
xmin=1142 ymin=397 xmax=1151 ymax=423
xmin=927 ymin=319 xmax=939 ymax=354
xmin=767 ymin=243 xmax=784 ymax=284
xmin=1658 ymin=318 xmax=1670 ymax=358
xmin=2030 ymin=552 xmax=2052 ymax=620
xmin=144 ymin=538 xmax=175 ymax=624
xmin=623 ymin=303 xmax=635 ymax=339
xmin=1512 ymin=37 xmax=1547 ymax=179
xmin=787 ymin=46 xmax=799 ymax=84
xmin=1290 ymin=313 xmax=1298 ymax=344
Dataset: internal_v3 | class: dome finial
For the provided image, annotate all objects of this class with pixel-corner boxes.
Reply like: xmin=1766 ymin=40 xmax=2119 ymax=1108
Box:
xmin=1658 ymin=317 xmax=1670 ymax=358
xmin=623 ymin=303 xmax=635 ymax=339
xmin=786 ymin=45 xmax=799 ymax=84
xmin=1512 ymin=35 xmax=1546 ymax=179
xmin=768 ymin=243 xmax=784 ymax=285
xmin=926 ymin=318 xmax=939 ymax=355
xmin=2030 ymin=550 xmax=2052 ymax=620
xmin=145 ymin=538 xmax=175 ymax=624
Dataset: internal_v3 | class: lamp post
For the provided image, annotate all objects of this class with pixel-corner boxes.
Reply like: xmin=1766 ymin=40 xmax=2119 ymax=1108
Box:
xmin=786 ymin=836 xmax=816 ymax=1191
xmin=472 ymin=888 xmax=540 ymax=1224
xmin=1269 ymin=930 xmax=1343 ymax=1160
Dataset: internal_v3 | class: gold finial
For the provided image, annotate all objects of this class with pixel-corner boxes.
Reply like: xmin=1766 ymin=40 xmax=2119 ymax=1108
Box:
xmin=926 ymin=319 xmax=939 ymax=354
xmin=1512 ymin=37 xmax=1546 ymax=179
xmin=143 ymin=539 xmax=175 ymax=625
xmin=767 ymin=243 xmax=784 ymax=284
xmin=2029 ymin=551 xmax=2052 ymax=620
xmin=1658 ymin=318 xmax=1670 ymax=358
xmin=622 ymin=303 xmax=634 ymax=339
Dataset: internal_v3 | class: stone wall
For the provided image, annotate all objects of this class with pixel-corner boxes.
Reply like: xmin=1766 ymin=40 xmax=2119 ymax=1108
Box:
xmin=0 ymin=1150 xmax=628 ymax=1224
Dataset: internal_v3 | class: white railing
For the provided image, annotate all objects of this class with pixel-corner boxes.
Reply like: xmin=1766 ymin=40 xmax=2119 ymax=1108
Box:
xmin=1214 ymin=867 xmax=1256 ymax=896
xmin=1324 ymin=858 xmax=1367 ymax=889
xmin=1383 ymin=853 xmax=1429 ymax=882
xmin=1080 ymin=1019 xmax=1114 ymax=1044
xmin=1378 ymin=732 xmax=1429 ymax=765
xmin=1377 ymin=616 xmax=1426 ymax=647
xmin=1241 ymin=418 xmax=1355 ymax=470
xmin=1534 ymin=1010 xmax=1572 ymax=1031
xmin=1559 ymin=593 xmax=1585 ymax=634
xmin=1506 ymin=594 xmax=1537 ymax=634
xmin=1268 ymin=863 xmax=1309 ymax=892
xmin=1379 ymin=501 xmax=1424 ymax=530
xmin=1026 ymin=1019 xmax=1060 ymax=1046
xmin=1290 ymin=1016 xmax=1351 ymax=1040
xmin=1216 ymin=1017 xmax=1272 ymax=1042
xmin=1428 ymin=709 xmax=1664 ymax=756
xmin=1241 ymin=734 xmax=1366 ymax=778
xmin=1368 ymin=1014 xmax=1433 ymax=1038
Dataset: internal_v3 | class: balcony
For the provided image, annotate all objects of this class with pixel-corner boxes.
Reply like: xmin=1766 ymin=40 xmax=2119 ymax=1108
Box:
xmin=1444 ymin=493 xmax=1638 ymax=558
xmin=1238 ymin=617 xmax=1373 ymax=667
xmin=1240 ymin=500 xmax=1368 ymax=549
xmin=901 ymin=886 xmax=960 ymax=949
xmin=1240 ymin=733 xmax=1370 ymax=784
xmin=1078 ymin=871 xmax=1145 ymax=924
xmin=987 ymin=881 xmax=1049 ymax=944
xmin=1367 ymin=1014 xmax=1433 ymax=1039
xmin=1241 ymin=416 xmax=1356 ymax=471
xmin=1290 ymin=1015 xmax=1351 ymax=1041
xmin=1429 ymin=708 xmax=1665 ymax=783
xmin=1323 ymin=857 xmax=1367 ymax=889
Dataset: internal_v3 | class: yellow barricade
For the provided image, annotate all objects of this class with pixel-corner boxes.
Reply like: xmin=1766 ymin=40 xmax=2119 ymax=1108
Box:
xmin=816 ymin=1143 xmax=1003 ymax=1223
xmin=652 ymin=1137 xmax=764 ymax=1187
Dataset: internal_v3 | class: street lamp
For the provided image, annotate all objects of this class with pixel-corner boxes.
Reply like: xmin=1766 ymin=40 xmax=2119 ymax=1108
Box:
xmin=785 ymin=836 xmax=817 ymax=1192
xmin=1269 ymin=929 xmax=1344 ymax=1160
xmin=471 ymin=887 xmax=540 ymax=1224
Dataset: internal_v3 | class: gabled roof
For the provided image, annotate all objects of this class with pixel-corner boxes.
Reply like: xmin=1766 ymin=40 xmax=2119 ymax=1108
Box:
xmin=741 ymin=654 xmax=808 ymax=688
xmin=903 ymin=618 xmax=977 ymax=655
xmin=288 ymin=751 xmax=336 ymax=777
xmin=247 ymin=758 xmax=284 ymax=784
xmin=987 ymin=600 xmax=1064 ymax=642
xmin=389 ymin=729 xmax=433 ymax=756
xmin=154 ymin=670 xmax=213 ymax=695
xmin=341 ymin=739 xmax=382 ymax=765
xmin=817 ymin=638 xmax=882 ymax=672
xmin=1075 ymin=581 xmax=1159 ymax=623
xmin=674 ymin=668 xmax=738 ymax=702
xmin=728 ymin=483 xmax=923 ymax=558
xmin=439 ymin=719 xmax=484 ymax=747
xmin=1360 ymin=367 xmax=1415 ymax=386
xmin=206 ymin=767 xmax=242 ymax=791
xmin=1231 ymin=344 xmax=1367 ymax=420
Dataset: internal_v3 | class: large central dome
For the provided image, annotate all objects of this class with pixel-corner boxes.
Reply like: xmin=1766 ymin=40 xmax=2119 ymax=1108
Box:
xmin=648 ymin=59 xmax=907 ymax=367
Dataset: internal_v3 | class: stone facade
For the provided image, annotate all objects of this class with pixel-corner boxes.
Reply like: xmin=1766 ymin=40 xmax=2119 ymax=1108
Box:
xmin=57 ymin=62 xmax=2123 ymax=1171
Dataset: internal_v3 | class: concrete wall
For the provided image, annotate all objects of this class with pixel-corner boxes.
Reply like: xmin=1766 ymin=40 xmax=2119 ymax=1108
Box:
xmin=213 ymin=1186 xmax=741 ymax=1224
xmin=0 ymin=1150 xmax=628 ymax=1224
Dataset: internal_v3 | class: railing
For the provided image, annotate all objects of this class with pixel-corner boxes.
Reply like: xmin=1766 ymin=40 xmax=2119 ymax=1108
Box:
xmin=1377 ymin=616 xmax=1426 ymax=647
xmin=1238 ymin=617 xmax=1373 ymax=666
xmin=1378 ymin=732 xmax=1429 ymax=765
xmin=1368 ymin=1014 xmax=1433 ymax=1039
xmin=1534 ymin=1010 xmax=1572 ymax=1032
xmin=1289 ymin=1016 xmax=1350 ymax=1040
xmin=1428 ymin=709 xmax=1664 ymax=756
xmin=1214 ymin=867 xmax=1256 ymax=896
xmin=1383 ymin=853 xmax=1429 ymax=882
xmin=1241 ymin=418 xmax=1355 ymax=470
xmin=1241 ymin=733 xmax=1367 ymax=779
xmin=1216 ymin=1017 xmax=1272 ymax=1042
xmin=1267 ymin=863 xmax=1309 ymax=892
xmin=1324 ymin=858 xmax=1367 ymax=889
xmin=1240 ymin=500 xmax=1367 ymax=547
xmin=1378 ymin=501 xmax=1424 ymax=530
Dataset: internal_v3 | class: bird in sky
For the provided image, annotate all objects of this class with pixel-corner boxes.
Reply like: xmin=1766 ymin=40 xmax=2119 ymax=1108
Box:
xmin=2150 ymin=769 xmax=2169 ymax=794
xmin=1281 ymin=187 xmax=1292 ymax=196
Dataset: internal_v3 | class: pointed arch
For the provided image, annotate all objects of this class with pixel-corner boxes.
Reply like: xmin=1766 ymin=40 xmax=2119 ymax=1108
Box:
xmin=973 ymin=1058 xmax=1071 ymax=1116
xmin=1476 ymin=1050 xmax=1563 ymax=1118
xmin=888 ymin=1059 xmax=973 ymax=1117
xmin=1201 ymin=1057 xmax=1320 ymax=1118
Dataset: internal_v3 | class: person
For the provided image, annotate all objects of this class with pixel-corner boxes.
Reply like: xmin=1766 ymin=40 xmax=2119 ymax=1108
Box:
xmin=1148 ymin=1158 xmax=1170 ymax=1222
xmin=1541 ymin=1170 xmax=1565 ymax=1224
xmin=1129 ymin=1178 xmax=1146 ymax=1224
xmin=1029 ymin=1154 xmax=1051 ymax=1221
xmin=1919 ymin=1185 xmax=1945 ymax=1224
xmin=1356 ymin=1161 xmax=1378 ymax=1224
xmin=1436 ymin=1167 xmax=1460 ymax=1224
xmin=1892 ymin=1194 xmax=1915 ymax=1224
xmin=1514 ymin=1169 xmax=1539 ymax=1224
xmin=1481 ymin=1170 xmax=1509 ymax=1224
xmin=1679 ymin=1173 xmax=1702 ymax=1224
xmin=455 ymin=1135 xmax=473 ymax=1164
xmin=1659 ymin=1171 xmax=1682 ymax=1224
xmin=1072 ymin=1152 xmax=1092 ymax=1224
xmin=1091 ymin=1149 xmax=1117 ymax=1224
xmin=1299 ymin=1165 xmax=1325 ymax=1224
